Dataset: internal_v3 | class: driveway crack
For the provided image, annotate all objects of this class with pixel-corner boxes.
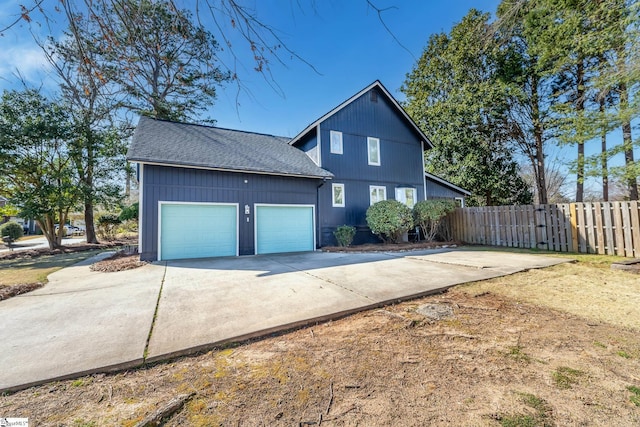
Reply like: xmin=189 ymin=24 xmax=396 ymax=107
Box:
xmin=267 ymin=257 xmax=376 ymax=302
xmin=143 ymin=261 xmax=167 ymax=362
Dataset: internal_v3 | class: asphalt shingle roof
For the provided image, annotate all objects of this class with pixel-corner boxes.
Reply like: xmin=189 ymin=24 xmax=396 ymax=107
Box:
xmin=127 ymin=116 xmax=333 ymax=179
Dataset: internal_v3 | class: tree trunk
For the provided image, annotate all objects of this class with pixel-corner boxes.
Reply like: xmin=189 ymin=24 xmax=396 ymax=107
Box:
xmin=575 ymin=61 xmax=585 ymax=202
xmin=619 ymin=82 xmax=638 ymax=200
xmin=84 ymin=124 xmax=99 ymax=244
xmin=600 ymin=97 xmax=609 ymax=201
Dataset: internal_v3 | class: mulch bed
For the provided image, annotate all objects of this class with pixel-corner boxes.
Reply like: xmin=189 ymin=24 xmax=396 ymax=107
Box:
xmin=322 ymin=240 xmax=460 ymax=253
xmin=90 ymin=251 xmax=148 ymax=272
xmin=0 ymin=282 xmax=44 ymax=301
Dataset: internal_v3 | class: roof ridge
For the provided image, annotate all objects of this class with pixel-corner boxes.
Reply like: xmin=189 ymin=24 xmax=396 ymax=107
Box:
xmin=139 ymin=116 xmax=290 ymax=141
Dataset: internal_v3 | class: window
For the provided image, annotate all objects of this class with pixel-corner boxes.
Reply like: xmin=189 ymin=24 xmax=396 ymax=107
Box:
xmin=455 ymin=197 xmax=465 ymax=208
xmin=395 ymin=187 xmax=417 ymax=208
xmin=330 ymin=130 xmax=343 ymax=154
xmin=332 ymin=183 xmax=345 ymax=207
xmin=367 ymin=137 xmax=380 ymax=166
xmin=369 ymin=185 xmax=386 ymax=205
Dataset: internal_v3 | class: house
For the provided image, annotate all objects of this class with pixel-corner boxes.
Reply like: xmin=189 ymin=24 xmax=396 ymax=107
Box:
xmin=128 ymin=81 xmax=469 ymax=261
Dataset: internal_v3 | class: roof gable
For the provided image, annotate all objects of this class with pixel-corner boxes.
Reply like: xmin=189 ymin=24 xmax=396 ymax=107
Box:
xmin=127 ymin=117 xmax=333 ymax=179
xmin=289 ymin=80 xmax=434 ymax=148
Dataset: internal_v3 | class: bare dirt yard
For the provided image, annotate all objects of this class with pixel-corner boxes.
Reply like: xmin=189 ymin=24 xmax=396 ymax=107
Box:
xmin=1 ymin=250 xmax=640 ymax=426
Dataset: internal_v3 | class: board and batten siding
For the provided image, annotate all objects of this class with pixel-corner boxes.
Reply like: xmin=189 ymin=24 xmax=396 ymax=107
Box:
xmin=140 ymin=164 xmax=321 ymax=260
xmin=316 ymin=88 xmax=426 ymax=245
xmin=425 ymin=177 xmax=467 ymax=200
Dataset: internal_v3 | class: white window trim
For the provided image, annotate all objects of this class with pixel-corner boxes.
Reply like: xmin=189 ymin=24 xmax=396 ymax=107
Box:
xmin=455 ymin=197 xmax=465 ymax=208
xmin=367 ymin=137 xmax=381 ymax=166
xmin=330 ymin=130 xmax=343 ymax=154
xmin=332 ymin=183 xmax=345 ymax=207
xmin=395 ymin=187 xmax=417 ymax=208
xmin=369 ymin=185 xmax=387 ymax=205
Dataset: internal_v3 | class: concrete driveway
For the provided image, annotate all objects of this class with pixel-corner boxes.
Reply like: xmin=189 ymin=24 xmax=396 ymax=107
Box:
xmin=0 ymin=248 xmax=569 ymax=392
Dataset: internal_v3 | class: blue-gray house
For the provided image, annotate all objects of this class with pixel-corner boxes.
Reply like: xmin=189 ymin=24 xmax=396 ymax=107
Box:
xmin=128 ymin=81 xmax=469 ymax=261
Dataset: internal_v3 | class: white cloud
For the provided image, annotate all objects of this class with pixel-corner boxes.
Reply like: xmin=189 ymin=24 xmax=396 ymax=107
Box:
xmin=0 ymin=42 xmax=54 ymax=91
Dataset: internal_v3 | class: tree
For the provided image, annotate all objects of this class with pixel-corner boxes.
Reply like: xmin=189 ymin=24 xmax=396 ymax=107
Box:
xmin=43 ymin=11 xmax=128 ymax=244
xmin=0 ymin=90 xmax=81 ymax=249
xmin=402 ymin=10 xmax=532 ymax=206
xmin=71 ymin=0 xmax=231 ymax=121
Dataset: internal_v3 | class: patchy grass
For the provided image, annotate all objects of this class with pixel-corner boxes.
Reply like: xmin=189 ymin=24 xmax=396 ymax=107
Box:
xmin=497 ymin=392 xmax=553 ymax=427
xmin=552 ymin=366 xmax=584 ymax=389
xmin=0 ymin=250 xmax=103 ymax=287
xmin=2 ymin=249 xmax=640 ymax=426
xmin=628 ymin=386 xmax=640 ymax=407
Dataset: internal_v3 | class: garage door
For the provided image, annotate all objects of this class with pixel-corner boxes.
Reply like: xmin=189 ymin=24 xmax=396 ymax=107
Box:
xmin=255 ymin=205 xmax=315 ymax=254
xmin=159 ymin=203 xmax=238 ymax=260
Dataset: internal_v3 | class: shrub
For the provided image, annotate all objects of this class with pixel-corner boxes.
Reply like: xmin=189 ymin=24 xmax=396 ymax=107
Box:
xmin=333 ymin=225 xmax=356 ymax=247
xmin=97 ymin=214 xmax=122 ymax=241
xmin=119 ymin=202 xmax=139 ymax=222
xmin=413 ymin=199 xmax=456 ymax=241
xmin=0 ymin=221 xmax=24 ymax=247
xmin=366 ymin=200 xmax=413 ymax=243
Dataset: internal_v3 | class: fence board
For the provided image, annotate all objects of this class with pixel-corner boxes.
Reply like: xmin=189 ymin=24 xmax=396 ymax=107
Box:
xmin=621 ymin=202 xmax=634 ymax=258
xmin=586 ymin=203 xmax=596 ymax=254
xmin=613 ymin=202 xmax=625 ymax=256
xmin=630 ymin=201 xmax=640 ymax=257
xmin=449 ymin=202 xmax=640 ymax=257
xmin=603 ymin=203 xmax=615 ymax=255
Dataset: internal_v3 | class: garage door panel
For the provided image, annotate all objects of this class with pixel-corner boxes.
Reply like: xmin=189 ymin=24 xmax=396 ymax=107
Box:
xmin=160 ymin=203 xmax=237 ymax=260
xmin=256 ymin=205 xmax=314 ymax=255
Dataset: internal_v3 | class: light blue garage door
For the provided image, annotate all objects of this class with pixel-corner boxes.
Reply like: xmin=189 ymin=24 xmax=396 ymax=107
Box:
xmin=160 ymin=203 xmax=237 ymax=260
xmin=255 ymin=205 xmax=315 ymax=254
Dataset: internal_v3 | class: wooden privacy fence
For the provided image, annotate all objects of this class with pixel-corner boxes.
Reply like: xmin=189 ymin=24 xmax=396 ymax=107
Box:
xmin=448 ymin=202 xmax=640 ymax=257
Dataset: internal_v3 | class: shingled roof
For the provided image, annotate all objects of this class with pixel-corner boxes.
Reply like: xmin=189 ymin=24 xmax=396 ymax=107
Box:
xmin=127 ymin=116 xmax=333 ymax=179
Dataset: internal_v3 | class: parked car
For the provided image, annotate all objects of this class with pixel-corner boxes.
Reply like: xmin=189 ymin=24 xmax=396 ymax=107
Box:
xmin=54 ymin=224 xmax=74 ymax=237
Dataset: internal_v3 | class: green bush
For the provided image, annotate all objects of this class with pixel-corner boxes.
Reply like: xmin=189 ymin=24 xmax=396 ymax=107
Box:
xmin=333 ymin=225 xmax=356 ymax=247
xmin=119 ymin=202 xmax=139 ymax=222
xmin=413 ymin=199 xmax=456 ymax=241
xmin=0 ymin=221 xmax=24 ymax=247
xmin=97 ymin=214 xmax=122 ymax=241
xmin=366 ymin=200 xmax=413 ymax=244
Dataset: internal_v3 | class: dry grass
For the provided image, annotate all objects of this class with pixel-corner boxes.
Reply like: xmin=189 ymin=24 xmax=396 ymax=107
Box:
xmin=460 ymin=251 xmax=640 ymax=330
xmin=0 ymin=250 xmax=103 ymax=287
xmin=2 ymin=252 xmax=640 ymax=426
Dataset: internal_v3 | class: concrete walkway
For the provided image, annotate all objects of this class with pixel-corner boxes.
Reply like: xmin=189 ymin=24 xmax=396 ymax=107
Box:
xmin=0 ymin=248 xmax=569 ymax=392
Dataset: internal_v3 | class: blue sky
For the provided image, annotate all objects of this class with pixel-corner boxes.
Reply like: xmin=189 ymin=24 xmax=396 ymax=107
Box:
xmin=0 ymin=0 xmax=501 ymax=137
xmin=0 ymin=0 xmax=636 ymax=197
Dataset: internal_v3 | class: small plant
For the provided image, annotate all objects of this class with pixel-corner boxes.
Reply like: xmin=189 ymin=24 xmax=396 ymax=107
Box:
xmin=617 ymin=350 xmax=632 ymax=359
xmin=119 ymin=202 xmax=139 ymax=222
xmin=96 ymin=214 xmax=122 ymax=241
xmin=496 ymin=392 xmax=553 ymax=427
xmin=413 ymin=199 xmax=456 ymax=241
xmin=627 ymin=385 xmax=640 ymax=407
xmin=333 ymin=225 xmax=356 ymax=247
xmin=366 ymin=199 xmax=413 ymax=243
xmin=593 ymin=341 xmax=606 ymax=348
xmin=0 ymin=221 xmax=24 ymax=249
xmin=506 ymin=345 xmax=531 ymax=363
xmin=552 ymin=366 xmax=583 ymax=389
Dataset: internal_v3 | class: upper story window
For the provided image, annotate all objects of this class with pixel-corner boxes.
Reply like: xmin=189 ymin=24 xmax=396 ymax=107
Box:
xmin=330 ymin=130 xmax=343 ymax=154
xmin=369 ymin=185 xmax=386 ymax=205
xmin=395 ymin=187 xmax=417 ymax=208
xmin=332 ymin=183 xmax=345 ymax=207
xmin=367 ymin=137 xmax=380 ymax=166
